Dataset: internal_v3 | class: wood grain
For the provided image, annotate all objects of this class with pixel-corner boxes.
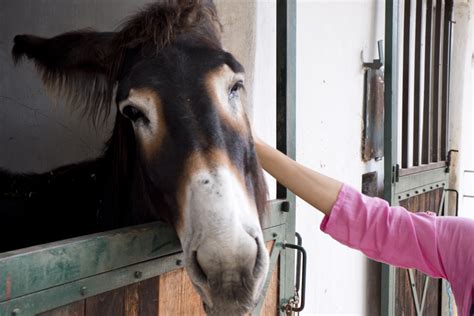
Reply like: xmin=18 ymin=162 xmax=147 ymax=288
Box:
xmin=158 ymin=268 xmax=206 ymax=315
xmin=395 ymin=188 xmax=443 ymax=315
xmin=37 ymin=301 xmax=84 ymax=316
xmin=85 ymin=287 xmax=125 ymax=316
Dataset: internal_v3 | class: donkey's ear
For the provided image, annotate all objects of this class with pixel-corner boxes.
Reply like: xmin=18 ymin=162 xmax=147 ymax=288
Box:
xmin=12 ymin=31 xmax=116 ymax=123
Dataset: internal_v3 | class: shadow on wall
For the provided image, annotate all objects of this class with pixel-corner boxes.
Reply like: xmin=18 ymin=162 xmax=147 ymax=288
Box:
xmin=0 ymin=0 xmax=257 ymax=174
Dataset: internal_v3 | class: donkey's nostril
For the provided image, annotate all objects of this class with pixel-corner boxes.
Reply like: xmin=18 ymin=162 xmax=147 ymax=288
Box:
xmin=193 ymin=251 xmax=208 ymax=282
xmin=252 ymin=236 xmax=266 ymax=277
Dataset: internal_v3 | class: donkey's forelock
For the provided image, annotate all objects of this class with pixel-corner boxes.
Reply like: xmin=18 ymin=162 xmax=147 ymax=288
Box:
xmin=112 ymin=0 xmax=221 ymax=52
xmin=11 ymin=0 xmax=222 ymax=126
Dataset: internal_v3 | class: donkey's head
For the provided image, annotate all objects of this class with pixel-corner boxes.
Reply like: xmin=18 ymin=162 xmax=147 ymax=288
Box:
xmin=12 ymin=0 xmax=268 ymax=314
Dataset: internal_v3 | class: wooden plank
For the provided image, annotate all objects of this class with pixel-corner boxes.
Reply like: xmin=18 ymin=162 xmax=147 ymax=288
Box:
xmin=180 ymin=268 xmax=206 ymax=315
xmin=419 ymin=190 xmax=427 ymax=212
xmin=395 ymin=268 xmax=416 ymax=315
xmin=396 ymin=189 xmax=444 ymax=315
xmin=424 ymin=279 xmax=442 ymax=315
xmin=1 ymin=204 xmax=283 ymax=305
xmin=137 ymin=277 xmax=159 ymax=316
xmin=0 ymin=222 xmax=180 ymax=302
xmin=260 ymin=258 xmax=279 ymax=316
xmin=158 ymin=268 xmax=205 ymax=316
xmin=123 ymin=277 xmax=159 ymax=316
xmin=85 ymin=288 xmax=124 ymax=316
xmin=259 ymin=241 xmax=279 ymax=315
xmin=39 ymin=275 xmax=160 ymax=316
xmin=2 ymin=226 xmax=284 ymax=315
xmin=0 ymin=251 xmax=182 ymax=316
xmin=124 ymin=283 xmax=139 ymax=316
xmin=37 ymin=301 xmax=84 ymax=316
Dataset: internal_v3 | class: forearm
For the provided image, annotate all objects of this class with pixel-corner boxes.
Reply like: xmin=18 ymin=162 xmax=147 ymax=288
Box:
xmin=255 ymin=139 xmax=342 ymax=215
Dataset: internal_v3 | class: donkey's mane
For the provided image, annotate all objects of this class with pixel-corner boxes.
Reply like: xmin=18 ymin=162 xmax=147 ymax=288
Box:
xmin=112 ymin=0 xmax=221 ymax=54
xmin=12 ymin=0 xmax=222 ymax=125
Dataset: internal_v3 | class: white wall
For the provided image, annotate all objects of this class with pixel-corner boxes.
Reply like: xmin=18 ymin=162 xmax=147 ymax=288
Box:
xmin=296 ymin=0 xmax=384 ymax=315
xmin=253 ymin=0 xmax=277 ymax=199
xmin=450 ymin=0 xmax=473 ymax=219
xmin=254 ymin=1 xmax=385 ymax=314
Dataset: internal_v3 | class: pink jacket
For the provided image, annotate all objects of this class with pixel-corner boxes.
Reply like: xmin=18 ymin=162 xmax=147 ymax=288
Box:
xmin=320 ymin=184 xmax=474 ymax=316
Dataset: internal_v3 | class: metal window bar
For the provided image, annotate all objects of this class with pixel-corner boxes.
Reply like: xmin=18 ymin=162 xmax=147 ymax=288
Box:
xmin=431 ymin=0 xmax=442 ymax=163
xmin=413 ymin=0 xmax=423 ymax=167
xmin=422 ymin=0 xmax=433 ymax=165
xmin=441 ymin=0 xmax=453 ymax=159
xmin=401 ymin=0 xmax=411 ymax=168
xmin=400 ymin=0 xmax=452 ymax=173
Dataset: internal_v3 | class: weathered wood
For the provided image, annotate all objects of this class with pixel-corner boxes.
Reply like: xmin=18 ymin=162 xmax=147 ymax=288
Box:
xmin=260 ymin=262 xmax=279 ymax=316
xmin=123 ymin=278 xmax=160 ymax=316
xmin=158 ymin=268 xmax=206 ymax=315
xmin=124 ymin=283 xmax=139 ymax=316
xmin=395 ymin=268 xmax=416 ymax=316
xmin=37 ymin=301 xmax=84 ymax=316
xmin=260 ymin=241 xmax=279 ymax=316
xmin=86 ymin=288 xmax=124 ymax=316
xmin=1 ymin=251 xmax=182 ymax=315
xmin=136 ymin=277 xmax=159 ymax=316
xmin=395 ymin=188 xmax=443 ymax=315
xmin=0 ymin=201 xmax=284 ymax=306
xmin=0 ymin=222 xmax=180 ymax=303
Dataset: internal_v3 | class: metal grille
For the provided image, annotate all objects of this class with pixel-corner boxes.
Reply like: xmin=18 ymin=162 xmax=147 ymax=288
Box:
xmin=399 ymin=0 xmax=453 ymax=174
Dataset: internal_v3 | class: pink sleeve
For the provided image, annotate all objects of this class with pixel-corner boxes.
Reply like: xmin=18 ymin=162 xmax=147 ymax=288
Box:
xmin=320 ymin=184 xmax=448 ymax=279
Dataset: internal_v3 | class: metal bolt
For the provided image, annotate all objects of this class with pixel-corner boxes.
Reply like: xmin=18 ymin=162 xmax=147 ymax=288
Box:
xmin=281 ymin=201 xmax=290 ymax=213
xmin=12 ymin=308 xmax=20 ymax=316
xmin=134 ymin=271 xmax=142 ymax=279
xmin=176 ymin=259 xmax=182 ymax=266
xmin=80 ymin=286 xmax=87 ymax=296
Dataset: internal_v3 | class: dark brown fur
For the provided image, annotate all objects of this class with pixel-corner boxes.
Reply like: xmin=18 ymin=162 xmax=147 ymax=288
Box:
xmin=7 ymin=0 xmax=268 ymax=245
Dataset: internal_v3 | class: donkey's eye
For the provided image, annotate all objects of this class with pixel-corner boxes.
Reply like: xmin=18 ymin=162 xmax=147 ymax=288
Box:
xmin=229 ymin=81 xmax=244 ymax=100
xmin=122 ymin=105 xmax=145 ymax=123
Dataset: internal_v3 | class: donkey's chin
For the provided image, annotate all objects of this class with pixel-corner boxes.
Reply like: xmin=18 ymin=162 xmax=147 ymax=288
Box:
xmin=194 ymin=274 xmax=264 ymax=316
xmin=203 ymin=295 xmax=257 ymax=316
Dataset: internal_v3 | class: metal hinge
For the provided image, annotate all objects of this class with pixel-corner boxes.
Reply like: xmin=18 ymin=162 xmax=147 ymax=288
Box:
xmin=392 ymin=164 xmax=400 ymax=183
xmin=445 ymin=149 xmax=459 ymax=173
xmin=362 ymin=40 xmax=384 ymax=69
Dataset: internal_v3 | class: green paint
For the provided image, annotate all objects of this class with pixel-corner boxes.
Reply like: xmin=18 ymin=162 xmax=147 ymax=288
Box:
xmin=0 ymin=221 xmax=180 ymax=303
xmin=0 ymin=206 xmax=290 ymax=315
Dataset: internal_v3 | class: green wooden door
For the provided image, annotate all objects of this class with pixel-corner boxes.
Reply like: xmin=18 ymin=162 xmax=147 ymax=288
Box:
xmin=382 ymin=0 xmax=455 ymax=315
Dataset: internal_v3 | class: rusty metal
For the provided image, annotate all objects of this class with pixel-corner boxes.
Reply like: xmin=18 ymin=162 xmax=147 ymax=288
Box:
xmin=362 ymin=68 xmax=384 ymax=162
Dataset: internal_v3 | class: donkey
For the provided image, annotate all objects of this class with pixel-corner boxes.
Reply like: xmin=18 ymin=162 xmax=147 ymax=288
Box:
xmin=2 ymin=0 xmax=269 ymax=314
